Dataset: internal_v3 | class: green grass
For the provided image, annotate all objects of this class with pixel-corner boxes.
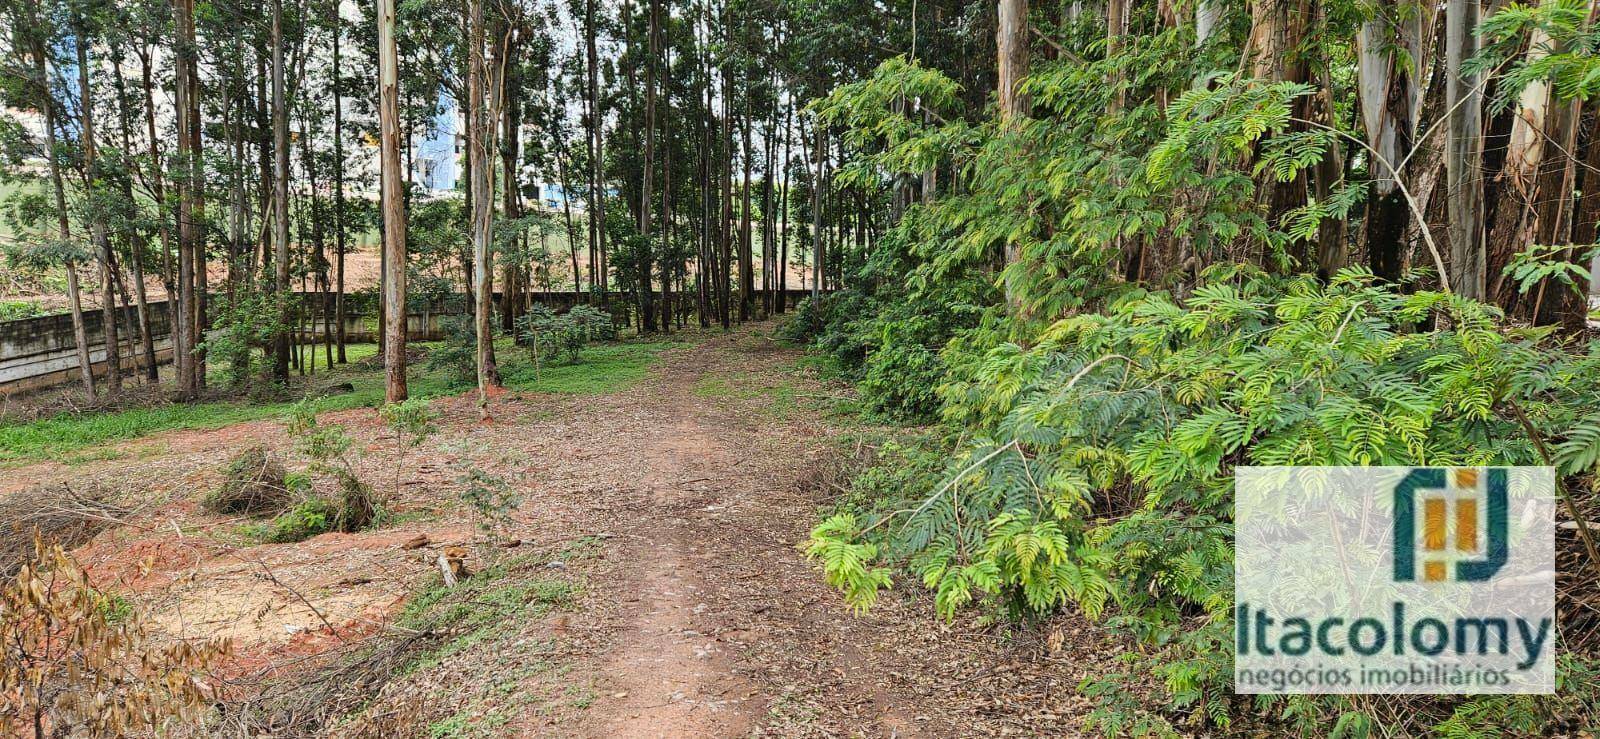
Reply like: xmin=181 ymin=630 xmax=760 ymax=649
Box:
xmin=0 ymin=338 xmax=680 ymax=467
xmin=395 ymin=550 xmax=582 ymax=677
xmin=692 ymin=368 xmax=802 ymax=419
xmin=500 ymin=340 xmax=685 ymax=394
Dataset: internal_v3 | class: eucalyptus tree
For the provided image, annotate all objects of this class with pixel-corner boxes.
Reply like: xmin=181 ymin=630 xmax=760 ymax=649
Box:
xmin=377 ymin=0 xmax=407 ymax=401
xmin=466 ymin=0 xmax=502 ymax=417
xmin=1 ymin=0 xmax=96 ymax=395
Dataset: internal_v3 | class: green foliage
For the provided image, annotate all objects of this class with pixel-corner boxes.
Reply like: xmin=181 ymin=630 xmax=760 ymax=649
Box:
xmin=380 ymin=398 xmax=440 ymax=450
xmin=567 ymin=304 xmax=616 ymax=342
xmin=809 ymin=267 xmax=1600 ymax=733
xmin=1503 ymin=244 xmax=1595 ymax=297
xmin=427 ymin=316 xmax=481 ymax=383
xmin=202 ymin=283 xmax=294 ymax=387
xmin=0 ymin=339 xmax=679 ymax=468
xmin=781 ymin=206 xmax=994 ymax=421
xmin=456 ymin=468 xmax=520 ymax=550
xmin=515 ymin=305 xmax=583 ymax=368
xmin=92 ymin=590 xmax=134 ymax=625
xmin=243 ymin=497 xmax=339 ymax=544
xmin=803 ymin=513 xmax=891 ymax=613
xmin=515 ymin=304 xmax=617 ymax=372
xmin=0 ymin=300 xmax=42 ymax=321
xmin=285 ymin=400 xmax=376 ymax=533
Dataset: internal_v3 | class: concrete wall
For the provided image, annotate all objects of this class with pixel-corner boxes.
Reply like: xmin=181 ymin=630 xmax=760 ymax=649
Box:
xmin=0 ymin=289 xmax=815 ymax=394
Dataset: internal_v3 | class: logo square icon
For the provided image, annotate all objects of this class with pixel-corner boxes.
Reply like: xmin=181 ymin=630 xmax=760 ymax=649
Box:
xmin=1235 ymin=467 xmax=1555 ymax=695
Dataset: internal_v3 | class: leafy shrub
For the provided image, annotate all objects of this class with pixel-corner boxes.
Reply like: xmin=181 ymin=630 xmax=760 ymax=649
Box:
xmin=810 ymin=267 xmax=1600 ymax=733
xmin=203 ymin=285 xmax=294 ymax=388
xmin=0 ymin=300 xmax=42 ymax=321
xmin=254 ymin=496 xmax=339 ymax=543
xmin=782 ymin=206 xmax=994 ymax=422
xmin=205 ymin=445 xmax=290 ymax=515
xmin=285 ymin=401 xmax=379 ymax=534
xmin=426 ymin=316 xmax=479 ymax=383
xmin=567 ymin=304 xmax=616 ymax=341
xmin=516 ymin=305 xmax=582 ymax=367
xmin=516 ymin=304 xmax=614 ymax=370
xmin=380 ymin=398 xmax=439 ymax=499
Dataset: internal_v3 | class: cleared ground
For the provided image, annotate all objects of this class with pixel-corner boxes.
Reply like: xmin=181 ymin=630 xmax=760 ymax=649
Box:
xmin=3 ymin=324 xmax=1113 ymax=737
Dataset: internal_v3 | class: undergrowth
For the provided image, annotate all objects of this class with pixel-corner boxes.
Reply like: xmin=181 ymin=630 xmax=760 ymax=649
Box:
xmin=804 ymin=267 xmax=1600 ymax=736
xmin=0 ymin=339 xmax=679 ymax=466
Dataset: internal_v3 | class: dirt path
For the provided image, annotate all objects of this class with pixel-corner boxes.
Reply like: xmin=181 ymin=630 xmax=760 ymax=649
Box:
xmin=583 ymin=408 xmax=756 ymax=736
xmin=18 ymin=323 xmax=1114 ymax=737
xmin=519 ymin=329 xmax=1113 ymax=737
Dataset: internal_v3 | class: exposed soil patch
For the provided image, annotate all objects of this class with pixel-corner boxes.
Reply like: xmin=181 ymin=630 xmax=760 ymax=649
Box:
xmin=19 ymin=323 xmax=1111 ymax=737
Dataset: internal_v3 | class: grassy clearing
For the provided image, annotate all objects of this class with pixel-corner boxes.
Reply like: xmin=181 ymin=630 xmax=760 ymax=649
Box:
xmin=691 ymin=352 xmax=863 ymax=422
xmin=0 ymin=339 xmax=679 ymax=467
xmin=500 ymin=340 xmax=685 ymax=394
xmin=693 ymin=372 xmax=802 ymax=419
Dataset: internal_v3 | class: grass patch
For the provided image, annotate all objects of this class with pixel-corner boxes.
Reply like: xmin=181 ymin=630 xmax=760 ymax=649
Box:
xmin=500 ymin=340 xmax=683 ymax=394
xmin=426 ymin=700 xmax=512 ymax=738
xmin=692 ymin=369 xmax=803 ymax=419
xmin=692 ymin=376 xmax=735 ymax=398
xmin=394 ymin=550 xmax=582 ymax=678
xmin=0 ymin=339 xmax=681 ymax=466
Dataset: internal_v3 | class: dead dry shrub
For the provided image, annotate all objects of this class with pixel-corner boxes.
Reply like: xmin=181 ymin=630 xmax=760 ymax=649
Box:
xmin=795 ymin=436 xmax=876 ymax=498
xmin=0 ymin=539 xmax=229 ymax=737
xmin=334 ymin=473 xmax=376 ymax=533
xmin=217 ymin=626 xmax=445 ymax=737
xmin=0 ymin=483 xmax=132 ymax=578
xmin=205 ymin=445 xmax=291 ymax=516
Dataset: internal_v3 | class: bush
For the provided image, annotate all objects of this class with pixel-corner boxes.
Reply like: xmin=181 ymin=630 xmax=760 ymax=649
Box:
xmin=516 ymin=306 xmax=582 ymax=366
xmin=205 ymin=445 xmax=290 ymax=515
xmin=334 ymin=475 xmax=376 ymax=533
xmin=810 ymin=267 xmax=1600 ymax=734
xmin=516 ymin=304 xmax=614 ymax=369
xmin=255 ymin=496 xmax=339 ymax=543
xmin=782 ymin=207 xmax=994 ymax=422
xmin=426 ymin=316 xmax=479 ymax=383
xmin=568 ymin=304 xmax=616 ymax=341
xmin=1 ymin=542 xmax=225 ymax=736
xmin=0 ymin=300 xmax=42 ymax=321
xmin=282 ymin=401 xmax=380 ymax=536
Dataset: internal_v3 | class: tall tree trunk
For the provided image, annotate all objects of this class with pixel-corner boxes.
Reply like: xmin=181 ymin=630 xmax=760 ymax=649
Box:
xmin=639 ymin=0 xmax=660 ymax=333
xmin=585 ymin=0 xmax=606 ymax=299
xmin=174 ymin=0 xmax=202 ymax=397
xmin=110 ymin=58 xmax=160 ymax=382
xmin=659 ymin=30 xmax=674 ymax=332
xmin=469 ymin=0 xmax=502 ymax=418
xmin=1106 ymin=0 xmax=1128 ymax=112
xmin=779 ymin=99 xmax=791 ymax=312
xmin=719 ymin=58 xmax=734 ymax=328
xmin=271 ymin=0 xmax=292 ymax=382
xmin=378 ymin=0 xmax=408 ymax=401
xmin=32 ymin=37 xmax=95 ymax=397
xmin=811 ymin=122 xmax=824 ymax=300
xmin=558 ymin=149 xmax=582 ymax=297
xmin=1485 ymin=1 xmax=1581 ymax=313
xmin=333 ymin=8 xmax=349 ymax=363
xmin=1356 ymin=0 xmax=1431 ymax=282
xmin=498 ymin=20 xmax=524 ymax=334
xmin=740 ymin=105 xmax=754 ymax=321
xmin=1445 ymin=0 xmax=1483 ymax=297
xmin=75 ymin=21 xmax=122 ymax=394
xmin=997 ymin=0 xmax=1028 ymax=306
